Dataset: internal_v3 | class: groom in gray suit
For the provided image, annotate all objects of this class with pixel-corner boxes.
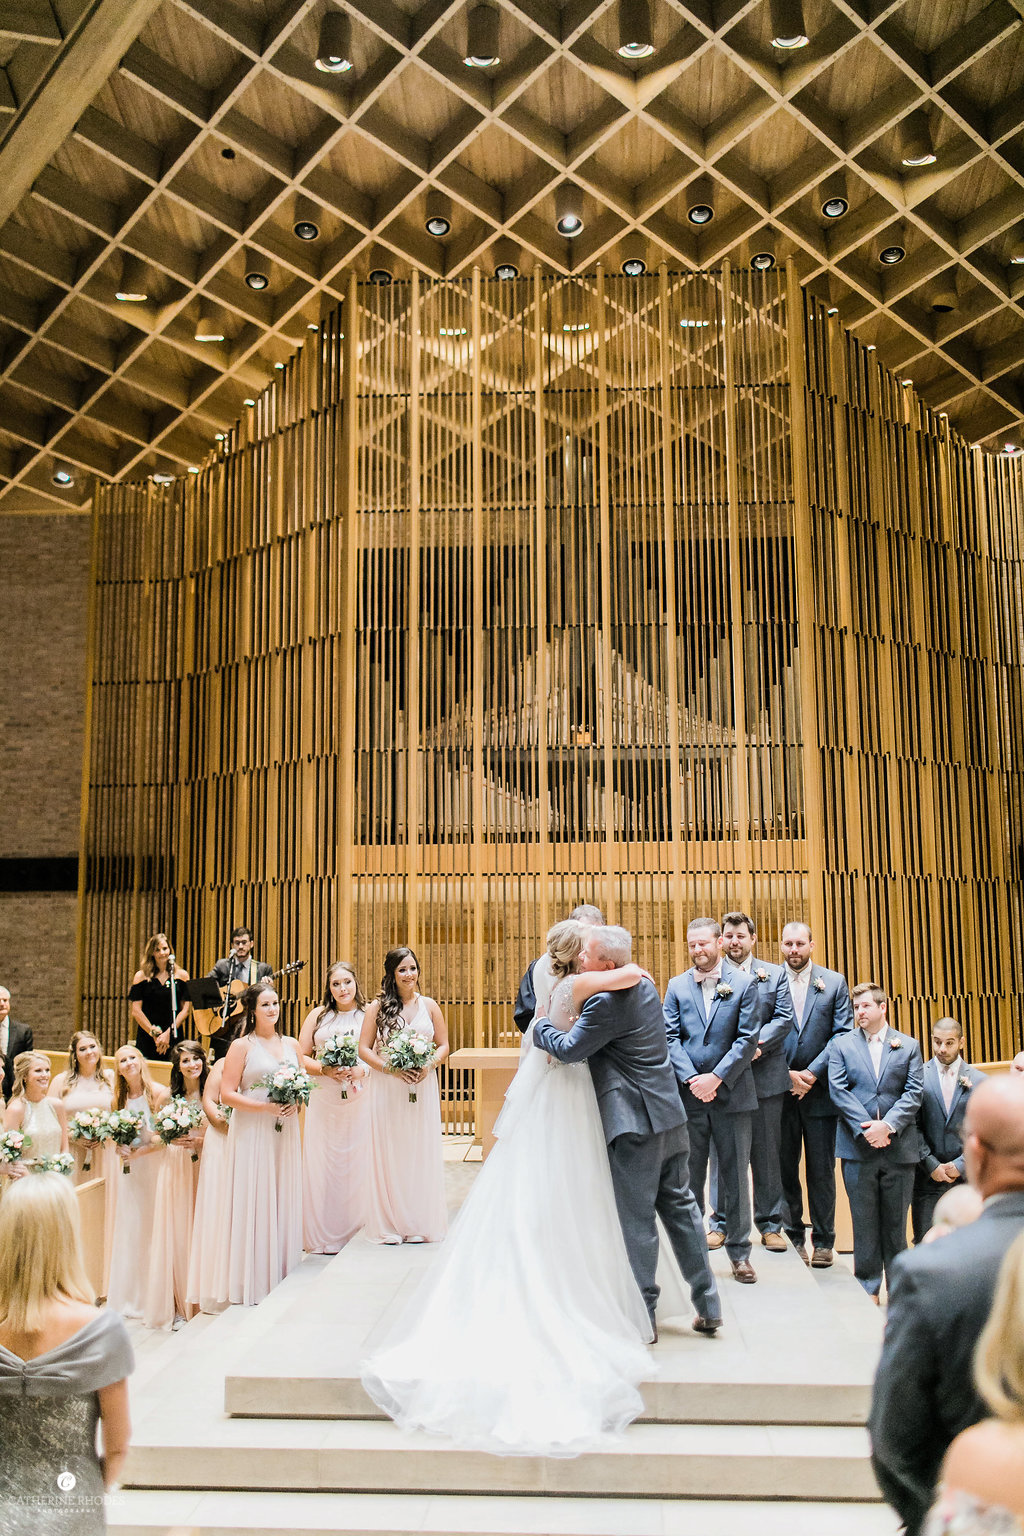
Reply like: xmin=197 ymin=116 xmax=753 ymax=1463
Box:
xmin=532 ymin=924 xmax=722 ymax=1335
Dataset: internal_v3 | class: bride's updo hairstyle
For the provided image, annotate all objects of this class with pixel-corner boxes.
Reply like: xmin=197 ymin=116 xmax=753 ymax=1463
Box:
xmin=546 ymin=920 xmax=585 ymax=980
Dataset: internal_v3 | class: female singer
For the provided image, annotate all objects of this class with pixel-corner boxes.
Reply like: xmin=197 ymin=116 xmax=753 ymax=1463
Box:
xmin=143 ymin=1041 xmax=208 ymax=1330
xmin=220 ymin=982 xmax=303 ymax=1305
xmin=2 ymin=1052 xmax=68 ymax=1175
xmin=299 ymin=961 xmax=369 ymax=1254
xmin=106 ymin=1045 xmax=168 ymax=1319
xmin=186 ymin=1057 xmax=233 ymax=1315
xmin=128 ymin=933 xmax=191 ymax=1061
xmin=359 ymin=947 xmax=448 ymax=1245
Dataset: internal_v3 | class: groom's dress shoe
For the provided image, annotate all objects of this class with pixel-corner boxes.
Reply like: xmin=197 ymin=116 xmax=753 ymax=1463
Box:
xmin=731 ymin=1260 xmax=757 ymax=1283
xmin=692 ymin=1317 xmax=723 ymax=1336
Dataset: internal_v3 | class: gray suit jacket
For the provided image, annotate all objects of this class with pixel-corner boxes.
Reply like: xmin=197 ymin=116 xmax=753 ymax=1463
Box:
xmin=869 ymin=1190 xmax=1024 ymax=1536
xmin=783 ymin=964 xmax=854 ymax=1115
xmin=916 ymin=1059 xmax=985 ymax=1177
xmin=531 ymin=978 xmax=686 ymax=1146
xmin=662 ymin=959 xmax=760 ymax=1113
xmin=743 ymin=958 xmax=795 ymax=1099
xmin=828 ymin=1027 xmax=924 ymax=1162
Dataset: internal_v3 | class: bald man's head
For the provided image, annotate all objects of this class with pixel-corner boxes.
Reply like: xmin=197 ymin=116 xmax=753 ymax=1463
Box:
xmin=963 ymin=1076 xmax=1024 ymax=1198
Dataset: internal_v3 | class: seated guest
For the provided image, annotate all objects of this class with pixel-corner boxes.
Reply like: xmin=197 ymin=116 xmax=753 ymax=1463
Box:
xmin=924 ymin=1231 xmax=1024 ymax=1535
xmin=870 ymin=1075 xmax=1024 ymax=1536
xmin=828 ymin=981 xmax=923 ymax=1300
xmin=913 ymin=1017 xmax=985 ymax=1244
xmin=0 ymin=985 xmax=32 ymax=1104
xmin=923 ymin=1184 xmax=983 ymax=1244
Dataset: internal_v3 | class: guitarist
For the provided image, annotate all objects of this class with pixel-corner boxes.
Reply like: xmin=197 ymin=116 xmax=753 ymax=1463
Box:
xmin=206 ymin=926 xmax=273 ymax=1060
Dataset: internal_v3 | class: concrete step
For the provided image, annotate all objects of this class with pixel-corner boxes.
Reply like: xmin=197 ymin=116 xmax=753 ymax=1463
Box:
xmin=111 ymin=1488 xmax=900 ymax=1536
xmin=122 ymin=1416 xmax=880 ymax=1500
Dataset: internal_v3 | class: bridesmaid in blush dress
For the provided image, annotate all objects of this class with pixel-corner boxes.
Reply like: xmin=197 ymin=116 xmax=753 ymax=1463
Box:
xmin=186 ymin=1057 xmax=233 ymax=1315
xmin=143 ymin=1040 xmax=208 ymax=1330
xmin=299 ymin=960 xmax=369 ymax=1254
xmin=358 ymin=946 xmax=448 ymax=1246
xmin=221 ymin=982 xmax=303 ymax=1306
xmin=49 ymin=1031 xmax=118 ymax=1292
xmin=106 ymin=1045 xmax=169 ymax=1319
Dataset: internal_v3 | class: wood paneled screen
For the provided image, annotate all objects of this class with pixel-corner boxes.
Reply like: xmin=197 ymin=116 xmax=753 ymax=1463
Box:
xmin=79 ymin=266 xmax=1024 ymax=1111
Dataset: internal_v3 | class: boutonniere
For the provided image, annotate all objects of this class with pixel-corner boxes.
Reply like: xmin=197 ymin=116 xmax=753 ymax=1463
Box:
xmin=958 ymin=1073 xmax=972 ymax=1090
xmin=754 ymin=967 xmax=769 ymax=982
xmin=813 ymin=976 xmax=826 ymax=992
xmin=715 ymin=982 xmax=733 ymax=999
xmin=888 ymin=1037 xmax=902 ymax=1051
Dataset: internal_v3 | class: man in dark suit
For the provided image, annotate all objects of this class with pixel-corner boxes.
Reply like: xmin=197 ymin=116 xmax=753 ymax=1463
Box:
xmin=663 ymin=918 xmax=761 ymax=1282
xmin=778 ymin=921 xmax=854 ymax=1266
xmin=870 ymin=1075 xmax=1024 ymax=1536
xmin=0 ymin=985 xmax=33 ymax=1103
xmin=206 ymin=926 xmax=273 ymax=1059
xmin=513 ymin=905 xmax=604 ymax=1033
xmin=532 ymin=923 xmax=721 ymax=1333
xmin=828 ymin=981 xmax=924 ymax=1299
xmin=912 ymin=1016 xmax=986 ymax=1243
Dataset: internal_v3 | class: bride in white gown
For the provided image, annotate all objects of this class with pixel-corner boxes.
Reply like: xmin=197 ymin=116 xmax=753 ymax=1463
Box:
xmin=360 ymin=920 xmax=675 ymax=1457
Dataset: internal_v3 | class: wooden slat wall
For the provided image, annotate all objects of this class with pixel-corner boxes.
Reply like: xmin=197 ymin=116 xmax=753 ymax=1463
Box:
xmin=78 ymin=269 xmax=1024 ymax=1110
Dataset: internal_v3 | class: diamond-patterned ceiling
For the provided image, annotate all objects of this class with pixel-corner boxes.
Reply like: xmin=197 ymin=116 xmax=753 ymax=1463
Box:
xmin=1 ymin=0 xmax=1022 ymax=509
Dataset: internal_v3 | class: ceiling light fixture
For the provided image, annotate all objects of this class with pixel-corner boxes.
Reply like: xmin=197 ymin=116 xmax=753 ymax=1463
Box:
xmin=151 ymin=466 xmax=176 ymax=485
xmin=879 ymin=223 xmax=906 ymax=264
xmin=492 ymin=238 xmax=520 ymax=280
xmin=195 ymin=308 xmax=225 ymax=342
xmin=244 ymin=248 xmax=270 ymax=291
xmin=826 ymin=305 xmax=838 ymax=315
xmin=293 ymin=197 xmax=321 ymax=241
xmin=464 ymin=4 xmax=499 ymax=67
xmin=931 ymin=276 xmax=958 ymax=313
xmin=617 ymin=0 xmax=655 ymax=59
xmin=51 ymin=460 xmax=74 ymax=487
xmin=555 ymin=183 xmax=584 ymax=238
xmin=751 ymin=247 xmax=776 ymax=271
xmin=1008 ymin=247 xmax=1024 ymax=265
xmin=425 ymin=190 xmax=452 ymax=238
xmin=769 ymin=0 xmax=809 ymax=49
xmin=900 ymin=111 xmax=936 ymax=167
xmin=367 ymin=244 xmax=394 ymax=284
xmin=315 ymin=10 xmax=353 ymax=73
xmin=820 ymin=171 xmax=848 ymax=219
xmin=115 ymin=253 xmax=149 ymax=302
xmin=687 ymin=179 xmax=715 ymax=225
xmin=244 ymin=397 xmax=256 ymax=406
xmin=621 ymin=256 xmax=647 ymax=276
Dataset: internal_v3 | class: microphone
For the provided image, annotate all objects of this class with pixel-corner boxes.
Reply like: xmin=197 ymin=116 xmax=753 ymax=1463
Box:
xmin=168 ymin=954 xmax=176 ymax=970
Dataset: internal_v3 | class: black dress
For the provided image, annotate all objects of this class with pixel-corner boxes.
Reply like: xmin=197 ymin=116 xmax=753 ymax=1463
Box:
xmin=127 ymin=975 xmax=184 ymax=1061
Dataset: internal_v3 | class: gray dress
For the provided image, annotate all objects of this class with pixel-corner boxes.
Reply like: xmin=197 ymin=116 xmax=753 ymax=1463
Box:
xmin=0 ymin=1309 xmax=134 ymax=1535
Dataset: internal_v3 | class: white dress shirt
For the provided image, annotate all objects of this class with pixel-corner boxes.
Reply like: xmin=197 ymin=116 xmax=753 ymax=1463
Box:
xmin=786 ymin=964 xmax=811 ymax=1028
xmin=697 ymin=964 xmax=723 ymax=1020
xmin=865 ymin=1024 xmax=888 ymax=1078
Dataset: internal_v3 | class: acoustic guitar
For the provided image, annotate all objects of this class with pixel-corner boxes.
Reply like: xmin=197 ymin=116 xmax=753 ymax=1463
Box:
xmin=191 ymin=959 xmax=307 ymax=1041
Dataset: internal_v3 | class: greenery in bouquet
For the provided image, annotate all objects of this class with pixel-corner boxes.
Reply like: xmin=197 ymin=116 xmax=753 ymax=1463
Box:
xmin=0 ymin=1129 xmax=29 ymax=1165
xmin=255 ymin=1063 xmax=312 ymax=1130
xmin=103 ymin=1107 xmax=146 ymax=1172
xmin=383 ymin=1029 xmax=437 ymax=1102
xmin=153 ymin=1096 xmax=203 ymax=1161
xmin=35 ymin=1153 xmax=75 ymax=1176
xmin=68 ymin=1107 xmax=110 ymax=1172
xmin=318 ymin=1031 xmax=360 ymax=1098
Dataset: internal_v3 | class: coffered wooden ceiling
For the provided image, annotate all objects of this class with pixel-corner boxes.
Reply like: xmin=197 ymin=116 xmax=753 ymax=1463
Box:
xmin=1 ymin=0 xmax=1023 ymax=509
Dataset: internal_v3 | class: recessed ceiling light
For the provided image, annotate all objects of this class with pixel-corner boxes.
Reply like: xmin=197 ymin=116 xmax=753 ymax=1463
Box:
xmin=900 ymin=111 xmax=936 ymax=167
xmin=879 ymin=242 xmax=905 ymax=265
xmin=425 ymin=190 xmax=452 ymax=238
xmin=215 ymin=433 xmax=226 ymax=441
xmin=621 ymin=256 xmax=647 ymax=276
xmin=688 ymin=203 xmax=714 ymax=226
xmin=115 ymin=253 xmax=149 ymax=302
xmin=274 ymin=361 xmax=285 ymax=369
xmin=618 ymin=0 xmax=655 ymax=58
xmin=151 ymin=469 xmax=175 ymax=485
xmin=315 ymin=11 xmax=353 ymax=73
xmin=556 ymin=184 xmax=584 ymax=237
xmin=51 ymin=460 xmax=74 ymax=487
xmin=751 ymin=250 xmax=776 ymax=271
xmin=492 ymin=239 xmax=520 ymax=280
xmin=308 ymin=322 xmax=319 ymax=331
xmin=769 ymin=0 xmax=809 ymax=49
xmin=220 ymin=146 xmax=236 ymax=160
xmin=464 ymin=4 xmax=499 ymax=67
xmin=866 ymin=343 xmax=876 ymax=351
xmin=826 ymin=305 xmax=839 ymax=315
xmin=244 ymin=397 xmax=256 ymax=406
xmin=195 ymin=310 xmax=225 ymax=342
xmin=820 ymin=170 xmax=849 ymax=220
xmin=293 ymin=196 xmax=320 ymax=240
xmin=244 ymin=249 xmax=270 ymax=291
xmin=1009 ymin=251 xmax=1024 ymax=265
xmin=187 ymin=466 xmax=200 ymax=474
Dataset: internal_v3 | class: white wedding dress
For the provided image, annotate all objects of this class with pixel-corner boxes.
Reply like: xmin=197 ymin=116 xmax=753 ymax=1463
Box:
xmin=360 ymin=977 xmax=658 ymax=1456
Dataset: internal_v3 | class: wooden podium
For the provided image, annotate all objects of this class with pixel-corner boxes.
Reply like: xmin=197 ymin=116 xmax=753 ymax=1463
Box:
xmin=448 ymin=1046 xmax=522 ymax=1156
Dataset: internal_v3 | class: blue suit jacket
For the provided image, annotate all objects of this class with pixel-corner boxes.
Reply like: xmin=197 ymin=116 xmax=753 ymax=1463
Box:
xmin=915 ymin=1059 xmax=986 ymax=1176
xmin=828 ymin=1026 xmax=924 ymax=1163
xmin=662 ymin=959 xmax=760 ymax=1114
xmin=743 ymin=957 xmax=795 ymax=1099
xmin=783 ymin=963 xmax=854 ymax=1116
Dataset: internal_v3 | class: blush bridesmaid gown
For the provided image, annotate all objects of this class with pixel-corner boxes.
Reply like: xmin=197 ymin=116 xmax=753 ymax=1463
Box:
xmin=303 ymin=1009 xmax=369 ymax=1254
xmin=364 ymin=997 xmax=447 ymax=1244
xmin=144 ymin=1103 xmax=205 ymax=1329
xmin=225 ymin=1035 xmax=303 ymax=1305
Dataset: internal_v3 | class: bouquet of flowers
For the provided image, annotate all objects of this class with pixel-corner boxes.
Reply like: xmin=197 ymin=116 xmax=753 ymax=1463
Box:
xmin=68 ymin=1108 xmax=110 ymax=1172
xmin=153 ymin=1096 xmax=203 ymax=1161
xmin=318 ymin=1032 xmax=360 ymax=1098
xmin=103 ymin=1107 xmax=146 ymax=1173
xmin=383 ymin=1030 xmax=437 ymax=1102
xmin=0 ymin=1129 xmax=29 ymax=1166
xmin=255 ymin=1064 xmax=312 ymax=1130
xmin=35 ymin=1153 xmax=75 ymax=1176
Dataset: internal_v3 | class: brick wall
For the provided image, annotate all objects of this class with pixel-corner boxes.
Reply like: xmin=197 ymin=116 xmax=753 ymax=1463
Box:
xmin=0 ymin=511 xmax=91 ymax=1050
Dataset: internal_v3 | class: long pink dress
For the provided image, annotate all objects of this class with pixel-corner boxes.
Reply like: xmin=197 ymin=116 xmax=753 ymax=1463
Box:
xmin=303 ymin=1009 xmax=369 ymax=1254
xmin=54 ymin=1071 xmax=118 ymax=1293
xmin=225 ymin=1035 xmax=303 ymax=1305
xmin=107 ymin=1093 xmax=165 ymax=1319
xmin=364 ymin=997 xmax=447 ymax=1244
xmin=186 ymin=1107 xmax=233 ymax=1315
xmin=144 ymin=1106 xmax=205 ymax=1329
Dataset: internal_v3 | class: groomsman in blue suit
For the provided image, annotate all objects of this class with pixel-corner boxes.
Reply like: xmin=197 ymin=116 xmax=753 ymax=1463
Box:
xmin=664 ymin=918 xmax=761 ymax=1282
xmin=778 ymin=921 xmax=853 ymax=1267
xmin=706 ymin=913 xmax=795 ymax=1254
xmin=828 ymin=982 xmax=924 ymax=1298
xmin=912 ymin=1017 xmax=985 ymax=1243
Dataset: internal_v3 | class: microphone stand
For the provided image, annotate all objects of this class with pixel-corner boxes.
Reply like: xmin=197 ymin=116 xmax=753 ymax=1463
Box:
xmin=168 ymin=955 xmax=179 ymax=1044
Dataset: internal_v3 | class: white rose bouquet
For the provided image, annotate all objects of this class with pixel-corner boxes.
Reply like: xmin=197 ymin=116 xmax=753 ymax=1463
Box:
xmin=318 ymin=1032 xmax=360 ymax=1098
xmin=68 ymin=1107 xmax=111 ymax=1172
xmin=35 ymin=1153 xmax=75 ymax=1176
xmin=154 ymin=1096 xmax=203 ymax=1161
xmin=255 ymin=1064 xmax=312 ymax=1130
xmin=103 ymin=1107 xmax=147 ymax=1173
xmin=383 ymin=1029 xmax=437 ymax=1102
xmin=0 ymin=1129 xmax=29 ymax=1166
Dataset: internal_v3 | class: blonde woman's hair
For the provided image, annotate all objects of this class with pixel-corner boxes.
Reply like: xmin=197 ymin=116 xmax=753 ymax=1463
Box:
xmin=113 ymin=1044 xmax=162 ymax=1113
xmin=9 ymin=1051 xmax=50 ymax=1100
xmin=0 ymin=1173 xmax=93 ymax=1331
xmin=546 ymin=919 xmax=585 ymax=980
xmin=60 ymin=1031 xmax=113 ymax=1098
xmin=975 ymin=1231 xmax=1024 ymax=1421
